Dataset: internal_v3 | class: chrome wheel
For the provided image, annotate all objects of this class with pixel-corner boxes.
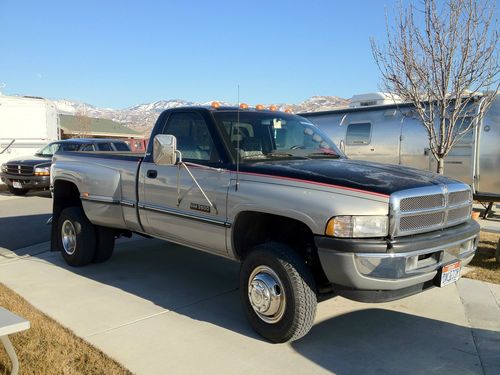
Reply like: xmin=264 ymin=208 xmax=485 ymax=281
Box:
xmin=248 ymin=265 xmax=286 ymax=324
xmin=61 ymin=219 xmax=77 ymax=255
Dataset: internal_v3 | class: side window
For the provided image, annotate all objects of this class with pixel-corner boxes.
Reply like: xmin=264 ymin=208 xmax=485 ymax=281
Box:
xmin=80 ymin=144 xmax=95 ymax=151
xmin=163 ymin=112 xmax=219 ymax=162
xmin=97 ymin=143 xmax=113 ymax=151
xmin=346 ymin=123 xmax=371 ymax=145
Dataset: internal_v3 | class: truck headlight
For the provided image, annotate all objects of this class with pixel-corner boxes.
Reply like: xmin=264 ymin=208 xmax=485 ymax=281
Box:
xmin=34 ymin=166 xmax=51 ymax=176
xmin=1 ymin=164 xmax=7 ymax=173
xmin=325 ymin=216 xmax=388 ymax=238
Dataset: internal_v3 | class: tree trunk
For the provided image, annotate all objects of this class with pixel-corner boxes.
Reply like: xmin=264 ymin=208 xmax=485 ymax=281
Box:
xmin=437 ymin=158 xmax=444 ymax=174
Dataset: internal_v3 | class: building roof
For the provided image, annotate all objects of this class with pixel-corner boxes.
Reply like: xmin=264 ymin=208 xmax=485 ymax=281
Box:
xmin=59 ymin=114 xmax=142 ymax=138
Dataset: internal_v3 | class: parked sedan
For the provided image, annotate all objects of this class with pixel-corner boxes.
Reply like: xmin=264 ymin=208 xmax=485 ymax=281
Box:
xmin=0 ymin=138 xmax=130 ymax=195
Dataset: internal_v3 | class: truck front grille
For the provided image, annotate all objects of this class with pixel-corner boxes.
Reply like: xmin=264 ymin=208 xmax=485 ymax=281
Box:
xmin=6 ymin=164 xmax=34 ymax=176
xmin=390 ymin=184 xmax=472 ymax=237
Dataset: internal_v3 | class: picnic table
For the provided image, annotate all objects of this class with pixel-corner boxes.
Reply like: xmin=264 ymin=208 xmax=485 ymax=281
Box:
xmin=0 ymin=307 xmax=30 ymax=375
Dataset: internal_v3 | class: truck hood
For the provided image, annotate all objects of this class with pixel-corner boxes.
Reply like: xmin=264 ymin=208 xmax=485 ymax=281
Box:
xmin=3 ymin=155 xmax=52 ymax=167
xmin=237 ymin=159 xmax=460 ymax=196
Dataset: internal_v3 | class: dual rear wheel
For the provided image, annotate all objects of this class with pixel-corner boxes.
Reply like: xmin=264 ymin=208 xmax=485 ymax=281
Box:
xmin=58 ymin=207 xmax=115 ymax=267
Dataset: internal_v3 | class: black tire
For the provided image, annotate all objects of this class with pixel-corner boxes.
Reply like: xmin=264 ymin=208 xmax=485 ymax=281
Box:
xmin=92 ymin=226 xmax=115 ymax=263
xmin=240 ymin=242 xmax=317 ymax=343
xmin=57 ymin=207 xmax=96 ymax=267
xmin=8 ymin=185 xmax=29 ymax=196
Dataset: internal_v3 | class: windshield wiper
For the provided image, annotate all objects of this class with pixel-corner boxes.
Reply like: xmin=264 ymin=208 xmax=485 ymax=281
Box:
xmin=306 ymin=152 xmax=341 ymax=159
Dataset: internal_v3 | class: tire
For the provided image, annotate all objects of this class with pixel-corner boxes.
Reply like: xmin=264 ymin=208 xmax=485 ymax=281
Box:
xmin=92 ymin=226 xmax=115 ymax=263
xmin=57 ymin=207 xmax=96 ymax=267
xmin=8 ymin=185 xmax=29 ymax=196
xmin=240 ymin=242 xmax=317 ymax=343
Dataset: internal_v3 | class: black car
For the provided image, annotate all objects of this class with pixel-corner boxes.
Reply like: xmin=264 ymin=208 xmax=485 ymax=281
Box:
xmin=0 ymin=138 xmax=131 ymax=195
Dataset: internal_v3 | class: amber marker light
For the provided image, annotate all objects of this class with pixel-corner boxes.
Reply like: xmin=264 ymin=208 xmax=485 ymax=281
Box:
xmin=239 ymin=103 xmax=249 ymax=110
xmin=211 ymin=101 xmax=221 ymax=109
xmin=269 ymin=105 xmax=278 ymax=111
xmin=255 ymin=104 xmax=264 ymax=110
xmin=284 ymin=108 xmax=293 ymax=113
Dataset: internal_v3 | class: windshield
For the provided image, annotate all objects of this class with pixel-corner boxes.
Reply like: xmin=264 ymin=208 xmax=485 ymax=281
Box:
xmin=36 ymin=142 xmax=80 ymax=156
xmin=213 ymin=111 xmax=344 ymax=161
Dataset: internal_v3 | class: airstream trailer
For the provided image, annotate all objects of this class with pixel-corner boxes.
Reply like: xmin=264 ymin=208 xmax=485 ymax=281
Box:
xmin=301 ymin=93 xmax=500 ymax=202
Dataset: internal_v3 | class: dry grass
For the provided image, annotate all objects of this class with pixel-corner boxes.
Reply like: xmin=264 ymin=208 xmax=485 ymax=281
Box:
xmin=0 ymin=283 xmax=131 ymax=375
xmin=464 ymin=232 xmax=500 ymax=284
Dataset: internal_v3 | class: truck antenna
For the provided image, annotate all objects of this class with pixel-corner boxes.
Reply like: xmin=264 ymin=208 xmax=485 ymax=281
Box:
xmin=236 ymin=84 xmax=240 ymax=191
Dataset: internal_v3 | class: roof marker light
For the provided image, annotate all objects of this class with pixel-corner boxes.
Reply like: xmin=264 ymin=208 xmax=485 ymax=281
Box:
xmin=284 ymin=108 xmax=293 ymax=113
xmin=269 ymin=105 xmax=278 ymax=111
xmin=239 ymin=103 xmax=249 ymax=110
xmin=211 ymin=101 xmax=221 ymax=109
xmin=255 ymin=104 xmax=264 ymax=110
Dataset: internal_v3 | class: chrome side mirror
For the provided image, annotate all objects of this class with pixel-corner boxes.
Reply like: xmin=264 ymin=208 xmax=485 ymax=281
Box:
xmin=153 ymin=134 xmax=177 ymax=165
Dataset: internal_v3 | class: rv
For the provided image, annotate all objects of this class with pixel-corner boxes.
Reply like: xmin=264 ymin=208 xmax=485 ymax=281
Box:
xmin=301 ymin=93 xmax=500 ymax=203
xmin=0 ymin=94 xmax=59 ymax=183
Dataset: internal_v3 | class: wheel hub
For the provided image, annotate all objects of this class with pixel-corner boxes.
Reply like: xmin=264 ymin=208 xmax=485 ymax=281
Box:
xmin=61 ymin=220 xmax=77 ymax=255
xmin=248 ymin=266 xmax=286 ymax=323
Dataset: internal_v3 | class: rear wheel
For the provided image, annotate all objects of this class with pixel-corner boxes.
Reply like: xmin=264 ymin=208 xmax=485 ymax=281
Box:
xmin=240 ymin=242 xmax=317 ymax=343
xmin=92 ymin=226 xmax=115 ymax=263
xmin=8 ymin=185 xmax=29 ymax=196
xmin=58 ymin=207 xmax=96 ymax=266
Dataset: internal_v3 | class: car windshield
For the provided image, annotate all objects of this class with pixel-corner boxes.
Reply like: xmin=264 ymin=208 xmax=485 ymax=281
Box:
xmin=36 ymin=142 xmax=80 ymax=156
xmin=213 ymin=111 xmax=344 ymax=161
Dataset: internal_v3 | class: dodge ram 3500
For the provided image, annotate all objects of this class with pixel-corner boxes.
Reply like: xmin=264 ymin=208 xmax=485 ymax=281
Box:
xmin=50 ymin=104 xmax=480 ymax=342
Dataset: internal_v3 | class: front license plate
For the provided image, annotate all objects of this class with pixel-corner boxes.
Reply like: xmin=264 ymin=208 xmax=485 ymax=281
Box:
xmin=440 ymin=261 xmax=461 ymax=287
xmin=12 ymin=181 xmax=22 ymax=189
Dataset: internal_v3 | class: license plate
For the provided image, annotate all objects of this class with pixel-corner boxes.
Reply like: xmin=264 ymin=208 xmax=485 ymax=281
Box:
xmin=440 ymin=261 xmax=461 ymax=287
xmin=12 ymin=181 xmax=22 ymax=189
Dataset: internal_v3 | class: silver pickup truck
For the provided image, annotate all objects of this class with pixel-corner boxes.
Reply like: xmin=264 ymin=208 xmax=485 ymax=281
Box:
xmin=50 ymin=105 xmax=480 ymax=342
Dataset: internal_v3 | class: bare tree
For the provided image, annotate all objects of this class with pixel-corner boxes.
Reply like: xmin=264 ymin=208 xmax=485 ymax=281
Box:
xmin=371 ymin=0 xmax=499 ymax=174
xmin=74 ymin=104 xmax=92 ymax=138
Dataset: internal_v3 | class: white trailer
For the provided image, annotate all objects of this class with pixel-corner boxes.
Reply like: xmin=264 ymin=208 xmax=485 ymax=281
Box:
xmin=0 ymin=95 xmax=59 ymax=182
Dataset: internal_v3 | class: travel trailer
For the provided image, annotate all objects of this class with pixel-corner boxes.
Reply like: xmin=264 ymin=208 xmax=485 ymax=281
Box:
xmin=0 ymin=94 xmax=59 ymax=182
xmin=301 ymin=93 xmax=500 ymax=203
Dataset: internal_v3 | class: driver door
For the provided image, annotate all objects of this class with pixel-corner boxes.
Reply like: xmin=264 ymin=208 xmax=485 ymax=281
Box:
xmin=139 ymin=111 xmax=231 ymax=256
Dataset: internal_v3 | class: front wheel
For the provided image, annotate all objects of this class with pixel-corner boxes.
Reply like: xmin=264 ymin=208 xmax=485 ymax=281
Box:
xmin=240 ymin=242 xmax=317 ymax=343
xmin=58 ymin=207 xmax=96 ymax=267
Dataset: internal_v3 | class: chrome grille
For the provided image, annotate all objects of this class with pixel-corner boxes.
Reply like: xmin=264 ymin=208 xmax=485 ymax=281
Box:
xmin=5 ymin=164 xmax=34 ymax=176
xmin=449 ymin=190 xmax=471 ymax=206
xmin=399 ymin=212 xmax=445 ymax=231
xmin=390 ymin=184 xmax=472 ymax=237
xmin=400 ymin=194 xmax=444 ymax=211
xmin=447 ymin=205 xmax=471 ymax=223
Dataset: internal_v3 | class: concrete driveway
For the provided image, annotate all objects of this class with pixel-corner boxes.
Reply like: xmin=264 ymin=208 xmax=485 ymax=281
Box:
xmin=0 ymin=193 xmax=499 ymax=375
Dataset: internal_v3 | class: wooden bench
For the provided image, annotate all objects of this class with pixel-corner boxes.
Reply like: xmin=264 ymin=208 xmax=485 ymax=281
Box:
xmin=0 ymin=308 xmax=30 ymax=375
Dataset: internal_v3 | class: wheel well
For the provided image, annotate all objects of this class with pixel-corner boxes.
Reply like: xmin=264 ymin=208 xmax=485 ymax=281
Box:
xmin=51 ymin=180 xmax=82 ymax=252
xmin=232 ymin=212 xmax=328 ymax=286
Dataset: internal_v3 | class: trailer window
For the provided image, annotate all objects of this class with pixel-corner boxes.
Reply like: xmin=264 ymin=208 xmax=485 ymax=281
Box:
xmin=346 ymin=123 xmax=371 ymax=145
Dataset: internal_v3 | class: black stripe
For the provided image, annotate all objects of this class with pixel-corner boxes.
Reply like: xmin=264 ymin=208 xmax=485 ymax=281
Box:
xmin=138 ymin=204 xmax=231 ymax=228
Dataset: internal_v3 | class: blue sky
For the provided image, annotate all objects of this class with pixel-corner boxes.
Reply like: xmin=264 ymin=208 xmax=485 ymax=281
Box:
xmin=0 ymin=0 xmax=393 ymax=108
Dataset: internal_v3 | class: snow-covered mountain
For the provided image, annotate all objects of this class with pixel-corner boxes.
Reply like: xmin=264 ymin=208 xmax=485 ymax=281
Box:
xmin=53 ymin=95 xmax=349 ymax=134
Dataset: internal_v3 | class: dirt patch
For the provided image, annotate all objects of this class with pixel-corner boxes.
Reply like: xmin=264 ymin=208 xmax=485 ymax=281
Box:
xmin=0 ymin=283 xmax=131 ymax=375
xmin=464 ymin=232 xmax=500 ymax=284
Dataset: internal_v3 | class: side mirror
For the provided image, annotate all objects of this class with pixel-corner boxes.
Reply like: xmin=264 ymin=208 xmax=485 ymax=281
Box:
xmin=153 ymin=134 xmax=177 ymax=165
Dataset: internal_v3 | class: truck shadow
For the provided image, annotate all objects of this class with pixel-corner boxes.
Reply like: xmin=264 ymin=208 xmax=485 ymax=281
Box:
xmin=0 ymin=213 xmax=51 ymax=250
xmin=291 ymin=309 xmax=496 ymax=374
xmin=40 ymin=238 xmax=499 ymax=373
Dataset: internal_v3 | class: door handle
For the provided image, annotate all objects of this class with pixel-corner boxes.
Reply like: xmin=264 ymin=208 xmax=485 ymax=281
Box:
xmin=147 ymin=170 xmax=158 ymax=179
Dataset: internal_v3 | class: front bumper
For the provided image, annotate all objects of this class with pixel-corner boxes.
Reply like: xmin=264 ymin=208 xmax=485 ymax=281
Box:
xmin=315 ymin=220 xmax=480 ymax=301
xmin=0 ymin=173 xmax=50 ymax=189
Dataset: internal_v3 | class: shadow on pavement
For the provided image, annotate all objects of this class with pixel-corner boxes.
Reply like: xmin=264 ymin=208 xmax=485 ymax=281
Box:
xmin=292 ymin=308 xmax=499 ymax=374
xmin=39 ymin=238 xmax=500 ymax=373
xmin=0 ymin=214 xmax=52 ymax=250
